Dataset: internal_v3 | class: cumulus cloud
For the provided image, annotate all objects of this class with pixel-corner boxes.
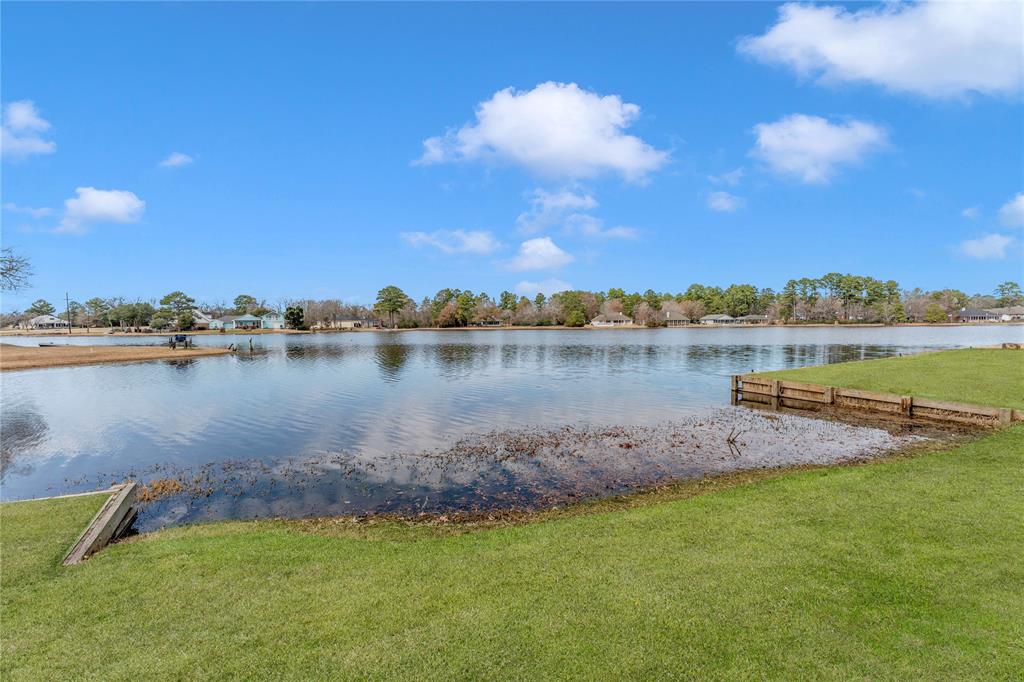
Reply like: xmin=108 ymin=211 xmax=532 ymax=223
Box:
xmin=516 ymin=188 xmax=598 ymax=233
xmin=1 ymin=100 xmax=56 ymax=160
xmin=998 ymin=192 xmax=1024 ymax=228
xmin=400 ymin=229 xmax=502 ymax=255
xmin=707 ymin=191 xmax=745 ymax=213
xmin=415 ymin=81 xmax=668 ymax=182
xmin=505 ymin=237 xmax=574 ymax=271
xmin=751 ymin=114 xmax=887 ymax=184
xmin=514 ymin=278 xmax=572 ymax=298
xmin=961 ymin=206 xmax=980 ymax=220
xmin=515 ymin=187 xmax=635 ymax=239
xmin=159 ymin=152 xmax=194 ymax=168
xmin=2 ymin=202 xmax=52 ymax=218
xmin=708 ymin=167 xmax=744 ymax=186
xmin=739 ymin=1 xmax=1023 ymax=98
xmin=56 ymin=187 xmax=146 ymax=235
xmin=959 ymin=233 xmax=1014 ymax=260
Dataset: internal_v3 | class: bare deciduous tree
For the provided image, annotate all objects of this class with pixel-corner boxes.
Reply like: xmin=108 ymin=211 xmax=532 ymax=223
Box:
xmin=1 ymin=248 xmax=32 ymax=292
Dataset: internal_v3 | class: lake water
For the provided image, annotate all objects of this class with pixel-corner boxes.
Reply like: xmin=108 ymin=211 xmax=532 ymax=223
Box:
xmin=2 ymin=326 xmax=1020 ymax=529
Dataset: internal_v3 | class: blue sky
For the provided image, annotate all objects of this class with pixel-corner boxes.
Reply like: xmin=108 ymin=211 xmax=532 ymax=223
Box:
xmin=2 ymin=1 xmax=1022 ymax=311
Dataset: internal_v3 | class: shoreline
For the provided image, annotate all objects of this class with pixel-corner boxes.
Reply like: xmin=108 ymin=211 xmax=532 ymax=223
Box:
xmin=2 ymin=320 xmax=1021 ymax=337
xmin=0 ymin=343 xmax=233 ymax=371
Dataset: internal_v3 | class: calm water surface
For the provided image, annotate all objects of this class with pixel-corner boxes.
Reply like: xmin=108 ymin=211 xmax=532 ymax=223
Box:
xmin=2 ymin=326 xmax=1020 ymax=528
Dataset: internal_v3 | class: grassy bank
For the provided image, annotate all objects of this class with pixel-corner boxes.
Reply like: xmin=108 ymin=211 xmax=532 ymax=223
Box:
xmin=3 ymin=348 xmax=1022 ymax=678
xmin=2 ymin=428 xmax=1022 ymax=679
xmin=764 ymin=348 xmax=1024 ymax=411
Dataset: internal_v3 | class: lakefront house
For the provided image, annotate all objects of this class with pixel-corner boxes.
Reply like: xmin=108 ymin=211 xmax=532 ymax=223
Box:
xmin=210 ymin=312 xmax=286 ymax=330
xmin=20 ymin=314 xmax=70 ymax=330
xmin=699 ymin=314 xmax=736 ymax=325
xmin=591 ymin=312 xmax=632 ymax=327
xmin=662 ymin=310 xmax=690 ymax=327
xmin=952 ymin=308 xmax=998 ymax=323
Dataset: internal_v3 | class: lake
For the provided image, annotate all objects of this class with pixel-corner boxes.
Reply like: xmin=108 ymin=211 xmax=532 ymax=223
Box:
xmin=2 ymin=325 xmax=1020 ymax=529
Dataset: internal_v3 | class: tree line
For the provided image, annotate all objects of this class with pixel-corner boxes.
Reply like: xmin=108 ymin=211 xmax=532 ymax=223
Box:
xmin=4 ymin=276 xmax=1022 ymax=330
xmin=368 ymin=276 xmax=1023 ymax=329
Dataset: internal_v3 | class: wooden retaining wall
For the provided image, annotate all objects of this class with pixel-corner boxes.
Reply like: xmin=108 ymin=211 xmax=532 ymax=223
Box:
xmin=63 ymin=482 xmax=139 ymax=566
xmin=732 ymin=375 xmax=1020 ymax=426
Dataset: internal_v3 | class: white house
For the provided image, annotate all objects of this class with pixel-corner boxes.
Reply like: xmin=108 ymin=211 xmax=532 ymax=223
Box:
xmin=985 ymin=306 xmax=1024 ymax=321
xmin=700 ymin=314 xmax=736 ymax=325
xmin=21 ymin=314 xmax=69 ymax=330
xmin=591 ymin=312 xmax=632 ymax=327
xmin=210 ymin=312 xmax=286 ymax=330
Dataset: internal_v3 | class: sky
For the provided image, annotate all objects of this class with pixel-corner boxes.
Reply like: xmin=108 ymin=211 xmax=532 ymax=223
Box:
xmin=2 ymin=1 xmax=1023 ymax=311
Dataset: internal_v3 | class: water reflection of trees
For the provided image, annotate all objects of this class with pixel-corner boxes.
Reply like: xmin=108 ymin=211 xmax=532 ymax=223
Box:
xmin=375 ymin=343 xmax=413 ymax=382
xmin=431 ymin=343 xmax=497 ymax=378
xmin=1 ymin=402 xmax=48 ymax=481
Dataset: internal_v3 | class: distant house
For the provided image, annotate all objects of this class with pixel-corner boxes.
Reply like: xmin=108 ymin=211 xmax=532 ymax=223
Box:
xmin=953 ymin=307 xmax=998 ymax=323
xmin=472 ymin=318 xmax=504 ymax=327
xmin=699 ymin=314 xmax=736 ymax=325
xmin=20 ymin=314 xmax=69 ymax=330
xmin=192 ymin=310 xmax=215 ymax=330
xmin=314 ymin=316 xmax=381 ymax=330
xmin=662 ymin=310 xmax=690 ymax=327
xmin=591 ymin=312 xmax=632 ymax=327
xmin=211 ymin=312 xmax=286 ymax=330
xmin=736 ymin=314 xmax=769 ymax=325
xmin=986 ymin=306 xmax=1024 ymax=321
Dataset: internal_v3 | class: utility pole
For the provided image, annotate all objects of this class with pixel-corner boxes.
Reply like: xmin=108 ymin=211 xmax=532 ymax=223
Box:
xmin=66 ymin=292 xmax=72 ymax=335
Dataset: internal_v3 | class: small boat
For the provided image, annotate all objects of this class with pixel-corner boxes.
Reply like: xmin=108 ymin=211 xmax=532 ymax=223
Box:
xmin=38 ymin=342 xmax=70 ymax=347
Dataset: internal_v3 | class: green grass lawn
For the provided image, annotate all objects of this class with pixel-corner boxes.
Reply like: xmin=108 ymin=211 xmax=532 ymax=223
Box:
xmin=2 ymin=427 xmax=1022 ymax=680
xmin=763 ymin=348 xmax=1024 ymax=411
xmin=3 ymin=348 xmax=1023 ymax=679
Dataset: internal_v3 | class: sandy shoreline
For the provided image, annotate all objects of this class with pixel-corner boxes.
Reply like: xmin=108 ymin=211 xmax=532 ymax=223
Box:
xmin=0 ymin=343 xmax=233 ymax=371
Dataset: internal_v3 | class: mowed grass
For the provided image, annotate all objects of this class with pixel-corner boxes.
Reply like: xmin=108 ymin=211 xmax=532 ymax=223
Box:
xmin=3 ymin=427 xmax=1023 ymax=680
xmin=764 ymin=348 xmax=1024 ymax=411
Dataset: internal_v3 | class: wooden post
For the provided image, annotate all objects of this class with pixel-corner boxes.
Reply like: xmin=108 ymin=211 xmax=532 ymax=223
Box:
xmin=823 ymin=386 xmax=835 ymax=405
xmin=731 ymin=375 xmax=739 ymax=393
xmin=998 ymin=408 xmax=1012 ymax=426
xmin=770 ymin=379 xmax=781 ymax=409
xmin=900 ymin=396 xmax=913 ymax=417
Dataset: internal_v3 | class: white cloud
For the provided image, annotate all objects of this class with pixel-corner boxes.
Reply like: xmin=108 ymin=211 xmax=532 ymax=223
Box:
xmin=56 ymin=187 xmax=146 ymax=235
xmin=1 ymin=100 xmax=56 ymax=160
xmin=751 ymin=114 xmax=887 ymax=184
xmin=2 ymin=202 xmax=52 ymax=218
xmin=514 ymin=279 xmax=572 ymax=298
xmin=516 ymin=187 xmax=634 ymax=239
xmin=739 ymin=1 xmax=1023 ymax=99
xmin=961 ymin=206 xmax=980 ymax=220
xmin=998 ymin=192 xmax=1024 ymax=228
xmin=707 ymin=191 xmax=745 ymax=213
xmin=415 ymin=81 xmax=668 ymax=182
xmin=158 ymin=152 xmax=194 ymax=168
xmin=708 ymin=167 xmax=744 ymax=186
xmin=564 ymin=214 xmax=638 ymax=240
xmin=505 ymin=237 xmax=574 ymax=271
xmin=959 ymin=233 xmax=1014 ymax=260
xmin=516 ymin=187 xmax=598 ymax=233
xmin=400 ymin=229 xmax=502 ymax=255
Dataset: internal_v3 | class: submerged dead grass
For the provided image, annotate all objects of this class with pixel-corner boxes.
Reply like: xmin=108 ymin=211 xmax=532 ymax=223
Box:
xmin=282 ymin=435 xmax=956 ymax=541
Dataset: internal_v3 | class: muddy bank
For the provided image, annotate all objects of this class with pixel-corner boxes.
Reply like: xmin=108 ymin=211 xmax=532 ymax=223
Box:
xmin=0 ymin=343 xmax=232 ymax=371
xmin=67 ymin=408 xmax=962 ymax=532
